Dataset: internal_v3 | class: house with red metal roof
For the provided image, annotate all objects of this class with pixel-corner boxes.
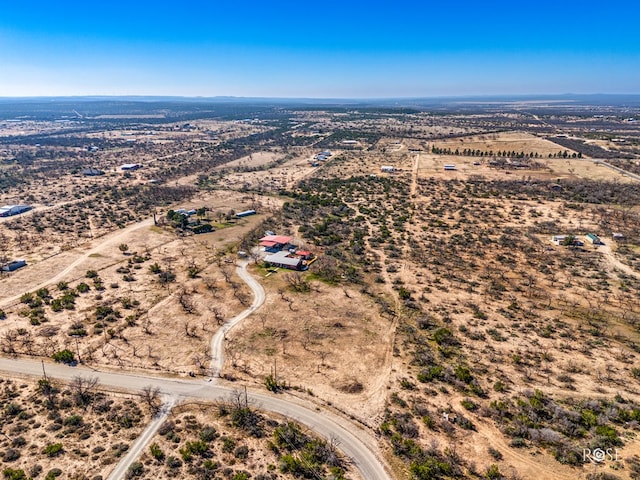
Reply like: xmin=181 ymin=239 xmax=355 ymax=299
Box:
xmin=259 ymin=235 xmax=292 ymax=252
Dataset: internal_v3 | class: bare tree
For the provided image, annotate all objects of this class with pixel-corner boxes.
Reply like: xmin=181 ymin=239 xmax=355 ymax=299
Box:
xmin=203 ymin=277 xmax=220 ymax=298
xmin=38 ymin=377 xmax=59 ymax=410
xmin=208 ymin=305 xmax=225 ymax=325
xmin=70 ymin=376 xmax=99 ymax=409
xmin=142 ymin=316 xmax=153 ymax=335
xmin=183 ymin=321 xmax=198 ymax=338
xmin=178 ymin=289 xmax=197 ymax=314
xmin=284 ymin=272 xmax=310 ymax=292
xmin=277 ymin=288 xmax=296 ymax=311
xmin=221 ymin=266 xmax=234 ymax=284
xmin=1 ymin=330 xmax=18 ymax=354
xmin=140 ymin=385 xmax=162 ymax=415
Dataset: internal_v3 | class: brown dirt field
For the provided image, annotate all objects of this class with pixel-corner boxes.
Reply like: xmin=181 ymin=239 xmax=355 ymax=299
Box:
xmin=223 ymin=268 xmax=394 ymax=425
xmin=299 ymin=140 xmax=640 ymax=479
xmin=415 ymin=152 xmax=636 ymax=183
xmin=392 ymin=187 xmax=640 ymax=479
xmin=214 ymin=150 xmax=281 ymax=170
xmin=0 ymin=196 xmax=271 ymax=376
xmin=431 ymin=131 xmax=579 ymax=157
xmin=211 ymin=151 xmax=324 ymax=191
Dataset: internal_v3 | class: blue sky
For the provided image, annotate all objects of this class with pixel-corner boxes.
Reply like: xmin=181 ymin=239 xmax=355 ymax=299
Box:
xmin=0 ymin=0 xmax=638 ymax=97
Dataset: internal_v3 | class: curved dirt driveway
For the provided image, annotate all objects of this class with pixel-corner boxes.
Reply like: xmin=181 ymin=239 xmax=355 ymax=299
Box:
xmin=210 ymin=260 xmax=265 ymax=378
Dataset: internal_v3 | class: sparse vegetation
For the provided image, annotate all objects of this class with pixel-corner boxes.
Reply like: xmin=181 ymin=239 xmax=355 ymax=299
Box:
xmin=1 ymin=100 xmax=640 ymax=480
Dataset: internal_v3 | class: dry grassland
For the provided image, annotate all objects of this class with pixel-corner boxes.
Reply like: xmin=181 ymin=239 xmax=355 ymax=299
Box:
xmin=268 ymin=137 xmax=640 ymax=479
xmin=224 ymin=268 xmax=394 ymax=423
xmin=415 ymin=153 xmax=635 ymax=183
xmin=431 ymin=131 xmax=577 ymax=157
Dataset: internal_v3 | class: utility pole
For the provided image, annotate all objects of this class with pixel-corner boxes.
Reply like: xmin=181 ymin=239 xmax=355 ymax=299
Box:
xmin=41 ymin=359 xmax=47 ymax=381
xmin=75 ymin=337 xmax=81 ymax=364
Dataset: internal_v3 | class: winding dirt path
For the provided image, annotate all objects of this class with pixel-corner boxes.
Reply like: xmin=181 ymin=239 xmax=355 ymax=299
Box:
xmin=597 ymin=240 xmax=639 ymax=280
xmin=210 ymin=260 xmax=266 ymax=378
xmin=0 ymin=218 xmax=155 ymax=309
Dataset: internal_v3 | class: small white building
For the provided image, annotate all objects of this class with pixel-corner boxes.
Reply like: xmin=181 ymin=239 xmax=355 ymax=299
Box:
xmin=551 ymin=235 xmax=568 ymax=246
xmin=381 ymin=166 xmax=395 ymax=173
xmin=551 ymin=235 xmax=582 ymax=246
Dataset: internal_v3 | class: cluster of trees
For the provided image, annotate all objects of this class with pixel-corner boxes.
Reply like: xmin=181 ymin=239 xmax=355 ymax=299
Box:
xmin=431 ymin=145 xmax=582 ymax=159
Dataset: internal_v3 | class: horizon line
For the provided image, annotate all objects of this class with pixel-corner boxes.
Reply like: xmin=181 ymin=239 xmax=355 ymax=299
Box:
xmin=1 ymin=92 xmax=640 ymax=101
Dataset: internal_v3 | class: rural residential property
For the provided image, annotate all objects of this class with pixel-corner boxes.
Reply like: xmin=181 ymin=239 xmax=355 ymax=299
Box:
xmin=1 ymin=2 xmax=640 ymax=478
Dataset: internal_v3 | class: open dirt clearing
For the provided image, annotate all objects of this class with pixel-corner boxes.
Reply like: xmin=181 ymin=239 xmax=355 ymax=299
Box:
xmin=223 ymin=269 xmax=395 ymax=424
xmin=431 ymin=131 xmax=579 ymax=157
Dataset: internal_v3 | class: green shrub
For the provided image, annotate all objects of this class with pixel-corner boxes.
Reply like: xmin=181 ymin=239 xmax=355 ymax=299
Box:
xmin=493 ymin=381 xmax=506 ymax=392
xmin=63 ymin=415 xmax=83 ymax=427
xmin=461 ymin=399 xmax=477 ymax=411
xmin=52 ymin=349 xmax=75 ymax=364
xmin=149 ymin=443 xmax=164 ymax=462
xmin=43 ymin=443 xmax=64 ymax=457
xmin=2 ymin=468 xmax=28 ymax=480
xmin=125 ymin=462 xmax=143 ymax=479
xmin=234 ymin=445 xmax=249 ymax=459
xmin=433 ymin=328 xmax=456 ymax=346
xmin=485 ymin=464 xmax=502 ymax=479
xmin=200 ymin=426 xmax=217 ymax=442
xmin=166 ymin=456 xmax=182 ymax=468
xmin=417 ymin=366 xmax=444 ymax=382
xmin=44 ymin=469 xmax=62 ymax=480
xmin=454 ymin=365 xmax=473 ymax=383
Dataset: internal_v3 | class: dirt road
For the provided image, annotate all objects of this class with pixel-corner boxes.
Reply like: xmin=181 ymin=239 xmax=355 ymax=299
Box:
xmin=107 ymin=396 xmax=176 ymax=480
xmin=597 ymin=240 xmax=639 ymax=279
xmin=0 ymin=218 xmax=155 ymax=308
xmin=0 ymin=356 xmax=392 ymax=480
xmin=210 ymin=260 xmax=266 ymax=378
